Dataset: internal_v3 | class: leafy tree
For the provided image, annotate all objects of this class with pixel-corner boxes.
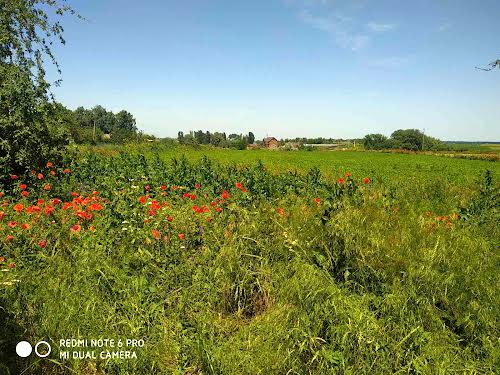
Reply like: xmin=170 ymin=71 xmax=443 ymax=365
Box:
xmin=248 ymin=132 xmax=255 ymax=144
xmin=115 ymin=110 xmax=137 ymax=132
xmin=362 ymin=134 xmax=390 ymax=150
xmin=0 ymin=0 xmax=77 ymax=179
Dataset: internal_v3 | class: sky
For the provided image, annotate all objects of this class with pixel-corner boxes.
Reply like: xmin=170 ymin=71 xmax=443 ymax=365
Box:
xmin=49 ymin=0 xmax=500 ymax=141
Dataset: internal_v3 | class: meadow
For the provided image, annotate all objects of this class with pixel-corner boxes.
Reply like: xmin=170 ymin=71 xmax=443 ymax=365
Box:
xmin=0 ymin=145 xmax=499 ymax=374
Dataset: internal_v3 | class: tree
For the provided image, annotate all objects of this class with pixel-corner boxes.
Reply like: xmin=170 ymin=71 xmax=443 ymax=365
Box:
xmin=248 ymin=132 xmax=255 ymax=144
xmin=476 ymin=59 xmax=500 ymax=71
xmin=115 ymin=110 xmax=137 ymax=132
xmin=0 ymin=0 xmax=77 ymax=179
xmin=362 ymin=134 xmax=389 ymax=150
xmin=390 ymin=129 xmax=423 ymax=151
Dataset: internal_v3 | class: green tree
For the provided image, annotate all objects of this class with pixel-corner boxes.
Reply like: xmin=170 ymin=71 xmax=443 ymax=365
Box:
xmin=248 ymin=131 xmax=255 ymax=144
xmin=0 ymin=0 xmax=76 ymax=179
xmin=362 ymin=133 xmax=389 ymax=150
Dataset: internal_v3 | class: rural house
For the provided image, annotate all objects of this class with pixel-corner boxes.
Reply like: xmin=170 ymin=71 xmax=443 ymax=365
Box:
xmin=263 ymin=137 xmax=279 ymax=149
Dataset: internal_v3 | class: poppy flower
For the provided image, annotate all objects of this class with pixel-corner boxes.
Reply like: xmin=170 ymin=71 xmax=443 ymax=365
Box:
xmin=13 ymin=204 xmax=23 ymax=212
xmin=236 ymin=182 xmax=243 ymax=189
xmin=171 ymin=186 xmax=178 ymax=191
xmin=241 ymin=188 xmax=247 ymax=193
xmin=178 ymin=233 xmax=185 ymax=240
xmin=221 ymin=190 xmax=229 ymax=199
xmin=50 ymin=170 xmax=56 ymax=176
xmin=216 ymin=207 xmax=222 ymax=213
xmin=89 ymin=225 xmax=95 ymax=231
xmin=21 ymin=191 xmax=29 ymax=197
xmin=314 ymin=197 xmax=321 ymax=205
xmin=8 ymin=262 xmax=14 ymax=269
xmin=92 ymin=191 xmax=99 ymax=196
xmin=70 ymin=224 xmax=81 ymax=232
xmin=152 ymin=229 xmax=161 ymax=240
xmin=63 ymin=169 xmax=70 ymax=174
xmin=139 ymin=196 xmax=147 ymax=204
xmin=278 ymin=208 xmax=284 ymax=216
xmin=337 ymin=177 xmax=344 ymax=184
xmin=363 ymin=177 xmax=370 ymax=184
xmin=345 ymin=172 xmax=351 ymax=177
xmin=207 ymin=217 xmax=212 ymax=223
xmin=145 ymin=185 xmax=150 ymax=192
xmin=37 ymin=199 xmax=44 ymax=205
xmin=71 ymin=192 xmax=79 ymax=197
xmin=161 ymin=185 xmax=167 ymax=191
xmin=19 ymin=184 xmax=27 ymax=190
xmin=44 ymin=183 xmax=51 ymax=191
xmin=38 ymin=239 xmax=48 ymax=248
xmin=0 ymin=211 xmax=4 ymax=220
xmin=6 ymin=235 xmax=14 ymax=242
xmin=10 ymin=175 xmax=18 ymax=180
xmin=44 ymin=205 xmax=54 ymax=215
xmin=37 ymin=173 xmax=44 ymax=180
xmin=52 ymin=198 xmax=61 ymax=205
xmin=21 ymin=223 xmax=30 ymax=230
xmin=190 ymin=194 xmax=196 ymax=200
xmin=183 ymin=192 xmax=190 ymax=199
xmin=195 ymin=183 xmax=201 ymax=189
xmin=46 ymin=162 xmax=53 ymax=168
xmin=167 ymin=216 xmax=173 ymax=222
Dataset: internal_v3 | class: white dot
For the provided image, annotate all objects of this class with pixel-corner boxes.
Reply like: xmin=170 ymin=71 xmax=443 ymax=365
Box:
xmin=16 ymin=341 xmax=32 ymax=357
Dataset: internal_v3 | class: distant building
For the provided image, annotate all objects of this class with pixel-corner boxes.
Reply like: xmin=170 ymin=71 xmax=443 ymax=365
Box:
xmin=263 ymin=137 xmax=279 ymax=149
xmin=246 ymin=143 xmax=258 ymax=149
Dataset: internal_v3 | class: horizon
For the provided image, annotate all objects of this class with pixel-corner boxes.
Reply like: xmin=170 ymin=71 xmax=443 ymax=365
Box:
xmin=49 ymin=0 xmax=500 ymax=142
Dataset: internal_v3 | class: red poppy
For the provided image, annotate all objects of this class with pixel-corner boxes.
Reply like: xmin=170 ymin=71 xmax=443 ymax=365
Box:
xmin=52 ymin=198 xmax=61 ymax=205
xmin=89 ymin=203 xmax=103 ymax=211
xmin=44 ymin=205 xmax=54 ymax=215
xmin=8 ymin=262 xmax=14 ymax=269
xmin=46 ymin=162 xmax=53 ymax=168
xmin=183 ymin=192 xmax=190 ymax=199
xmin=171 ymin=186 xmax=178 ymax=191
xmin=37 ymin=199 xmax=44 ymax=205
xmin=21 ymin=191 xmax=29 ymax=197
xmin=236 ymin=182 xmax=243 ymax=189
xmin=216 ymin=207 xmax=222 ymax=213
xmin=38 ymin=239 xmax=48 ymax=248
xmin=207 ymin=217 xmax=212 ymax=223
xmin=10 ymin=175 xmax=18 ymax=180
xmin=345 ymin=172 xmax=351 ymax=177
xmin=337 ymin=177 xmax=344 ymax=184
xmin=50 ymin=170 xmax=57 ymax=176
xmin=241 ymin=188 xmax=247 ymax=193
xmin=71 ymin=192 xmax=79 ymax=197
xmin=221 ymin=190 xmax=229 ymax=199
xmin=363 ymin=177 xmax=370 ymax=184
xmin=19 ymin=184 xmax=27 ymax=190
xmin=13 ymin=204 xmax=23 ymax=212
xmin=190 ymin=194 xmax=196 ymax=200
xmin=92 ymin=191 xmax=99 ymax=196
xmin=195 ymin=183 xmax=201 ymax=189
xmin=278 ymin=208 xmax=284 ymax=216
xmin=178 ymin=233 xmax=185 ymax=240
xmin=63 ymin=168 xmax=70 ymax=174
xmin=70 ymin=224 xmax=81 ymax=232
xmin=37 ymin=173 xmax=44 ymax=180
xmin=6 ymin=235 xmax=14 ymax=242
xmin=161 ymin=185 xmax=167 ymax=191
xmin=89 ymin=225 xmax=95 ymax=231
xmin=0 ymin=211 xmax=4 ymax=220
xmin=8 ymin=221 xmax=17 ymax=228
xmin=145 ymin=185 xmax=150 ymax=191
xmin=167 ymin=216 xmax=173 ymax=222
xmin=152 ymin=229 xmax=161 ymax=240
xmin=43 ymin=183 xmax=51 ymax=191
xmin=314 ymin=197 xmax=321 ymax=205
xmin=139 ymin=196 xmax=147 ymax=204
xmin=21 ymin=223 xmax=30 ymax=230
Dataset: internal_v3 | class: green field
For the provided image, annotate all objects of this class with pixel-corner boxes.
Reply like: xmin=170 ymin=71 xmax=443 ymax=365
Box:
xmin=1 ymin=145 xmax=499 ymax=374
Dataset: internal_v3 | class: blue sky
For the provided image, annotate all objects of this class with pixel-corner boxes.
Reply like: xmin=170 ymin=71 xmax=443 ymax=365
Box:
xmin=50 ymin=0 xmax=500 ymax=141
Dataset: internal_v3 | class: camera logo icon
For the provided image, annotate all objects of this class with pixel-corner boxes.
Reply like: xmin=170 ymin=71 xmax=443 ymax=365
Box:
xmin=16 ymin=341 xmax=51 ymax=358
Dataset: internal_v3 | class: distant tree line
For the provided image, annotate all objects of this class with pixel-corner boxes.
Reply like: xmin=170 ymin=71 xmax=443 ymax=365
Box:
xmin=52 ymin=104 xmax=144 ymax=144
xmin=177 ymin=130 xmax=255 ymax=149
xmin=283 ymin=137 xmax=348 ymax=144
xmin=363 ymin=129 xmax=447 ymax=151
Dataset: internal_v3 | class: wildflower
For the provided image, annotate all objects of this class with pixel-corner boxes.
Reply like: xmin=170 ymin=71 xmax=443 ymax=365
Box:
xmin=338 ymin=177 xmax=344 ymax=184
xmin=216 ymin=207 xmax=222 ymax=213
xmin=44 ymin=205 xmax=54 ymax=215
xmin=178 ymin=233 xmax=185 ymax=240
xmin=70 ymin=224 xmax=81 ymax=233
xmin=43 ymin=183 xmax=51 ymax=191
xmin=166 ymin=216 xmax=173 ymax=222
xmin=139 ymin=196 xmax=147 ymax=204
xmin=171 ymin=185 xmax=178 ymax=191
xmin=14 ymin=204 xmax=24 ymax=212
xmin=63 ymin=168 xmax=70 ymax=174
xmin=10 ymin=175 xmax=18 ymax=180
xmin=8 ymin=262 xmax=14 ymax=269
xmin=195 ymin=183 xmax=201 ymax=189
xmin=145 ymin=185 xmax=150 ymax=192
xmin=89 ymin=225 xmax=95 ymax=231
xmin=71 ymin=192 xmax=79 ymax=197
xmin=21 ymin=191 xmax=29 ymax=197
xmin=46 ymin=162 xmax=53 ymax=168
xmin=161 ymin=185 xmax=167 ymax=191
xmin=183 ymin=192 xmax=190 ymax=199
xmin=50 ymin=170 xmax=56 ymax=176
xmin=89 ymin=203 xmax=103 ymax=211
xmin=37 ymin=199 xmax=44 ymax=205
xmin=152 ymin=229 xmax=161 ymax=240
xmin=52 ymin=198 xmax=61 ymax=205
xmin=38 ymin=239 xmax=47 ymax=248
xmin=363 ymin=177 xmax=370 ymax=184
xmin=345 ymin=172 xmax=351 ymax=177
xmin=450 ymin=212 xmax=459 ymax=221
xmin=241 ymin=188 xmax=247 ymax=193
xmin=314 ymin=197 xmax=321 ymax=205
xmin=21 ymin=223 xmax=30 ymax=230
xmin=190 ymin=194 xmax=196 ymax=200
xmin=19 ymin=184 xmax=27 ymax=190
xmin=6 ymin=235 xmax=14 ymax=242
xmin=221 ymin=190 xmax=229 ymax=199
xmin=235 ymin=182 xmax=243 ymax=189
xmin=278 ymin=208 xmax=284 ymax=216
xmin=37 ymin=173 xmax=44 ymax=180
xmin=207 ymin=217 xmax=212 ymax=223
xmin=0 ymin=211 xmax=4 ymax=220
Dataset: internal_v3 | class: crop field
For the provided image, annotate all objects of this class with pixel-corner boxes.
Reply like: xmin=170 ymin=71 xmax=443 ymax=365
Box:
xmin=0 ymin=146 xmax=499 ymax=374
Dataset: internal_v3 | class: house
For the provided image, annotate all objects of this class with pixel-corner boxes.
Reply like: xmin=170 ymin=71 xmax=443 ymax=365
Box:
xmin=263 ymin=137 xmax=279 ymax=149
xmin=246 ymin=143 xmax=258 ymax=149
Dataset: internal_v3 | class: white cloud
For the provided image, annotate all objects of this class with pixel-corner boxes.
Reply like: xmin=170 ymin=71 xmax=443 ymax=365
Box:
xmin=367 ymin=22 xmax=395 ymax=33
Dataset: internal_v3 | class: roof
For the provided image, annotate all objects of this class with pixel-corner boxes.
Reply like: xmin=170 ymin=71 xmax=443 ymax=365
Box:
xmin=263 ymin=137 xmax=278 ymax=143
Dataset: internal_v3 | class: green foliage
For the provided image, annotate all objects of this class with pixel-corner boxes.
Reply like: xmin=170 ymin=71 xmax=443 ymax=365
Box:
xmin=0 ymin=147 xmax=498 ymax=373
xmin=363 ymin=129 xmax=447 ymax=151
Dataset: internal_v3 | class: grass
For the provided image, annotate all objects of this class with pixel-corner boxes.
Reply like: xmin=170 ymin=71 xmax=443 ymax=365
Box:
xmin=0 ymin=145 xmax=498 ymax=374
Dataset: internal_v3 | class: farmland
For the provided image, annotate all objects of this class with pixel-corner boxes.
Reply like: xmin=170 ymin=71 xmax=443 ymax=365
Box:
xmin=1 ymin=145 xmax=499 ymax=374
